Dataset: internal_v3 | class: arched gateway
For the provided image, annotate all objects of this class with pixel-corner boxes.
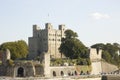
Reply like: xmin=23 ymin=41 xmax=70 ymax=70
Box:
xmin=17 ymin=67 xmax=24 ymax=77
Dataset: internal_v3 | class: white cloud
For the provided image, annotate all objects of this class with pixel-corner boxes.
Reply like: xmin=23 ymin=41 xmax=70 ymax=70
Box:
xmin=90 ymin=12 xmax=110 ymax=20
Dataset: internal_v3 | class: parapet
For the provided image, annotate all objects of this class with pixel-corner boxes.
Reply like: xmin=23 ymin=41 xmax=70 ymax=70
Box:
xmin=33 ymin=23 xmax=65 ymax=31
xmin=32 ymin=23 xmax=66 ymax=37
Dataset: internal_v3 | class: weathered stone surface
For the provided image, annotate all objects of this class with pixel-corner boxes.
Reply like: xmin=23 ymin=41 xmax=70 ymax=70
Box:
xmin=102 ymin=75 xmax=120 ymax=80
xmin=101 ymin=61 xmax=118 ymax=73
xmin=28 ymin=23 xmax=65 ymax=59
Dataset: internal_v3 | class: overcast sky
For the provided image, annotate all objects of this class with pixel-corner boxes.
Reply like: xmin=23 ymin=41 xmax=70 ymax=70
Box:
xmin=0 ymin=0 xmax=120 ymax=47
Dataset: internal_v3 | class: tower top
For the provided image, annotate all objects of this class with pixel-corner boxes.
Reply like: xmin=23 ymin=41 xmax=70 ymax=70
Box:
xmin=90 ymin=48 xmax=102 ymax=61
xmin=45 ymin=23 xmax=53 ymax=29
xmin=59 ymin=24 xmax=65 ymax=30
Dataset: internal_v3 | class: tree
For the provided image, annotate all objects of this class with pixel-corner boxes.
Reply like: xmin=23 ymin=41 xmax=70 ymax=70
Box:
xmin=113 ymin=43 xmax=120 ymax=49
xmin=102 ymin=50 xmax=111 ymax=63
xmin=59 ymin=29 xmax=88 ymax=59
xmin=91 ymin=43 xmax=105 ymax=50
xmin=0 ymin=40 xmax=28 ymax=60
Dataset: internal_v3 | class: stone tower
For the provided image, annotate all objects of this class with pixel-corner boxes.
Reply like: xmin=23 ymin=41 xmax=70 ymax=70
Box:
xmin=2 ymin=49 xmax=11 ymax=66
xmin=44 ymin=52 xmax=50 ymax=77
xmin=90 ymin=48 xmax=102 ymax=61
xmin=90 ymin=48 xmax=102 ymax=75
xmin=28 ymin=23 xmax=65 ymax=59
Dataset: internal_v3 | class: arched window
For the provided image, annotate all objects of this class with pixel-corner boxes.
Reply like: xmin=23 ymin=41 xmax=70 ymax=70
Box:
xmin=53 ymin=71 xmax=56 ymax=77
xmin=74 ymin=71 xmax=77 ymax=75
xmin=61 ymin=71 xmax=64 ymax=76
xmin=87 ymin=71 xmax=89 ymax=75
xmin=80 ymin=70 xmax=83 ymax=75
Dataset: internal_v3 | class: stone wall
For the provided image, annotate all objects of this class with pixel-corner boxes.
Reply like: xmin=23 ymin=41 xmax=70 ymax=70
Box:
xmin=0 ymin=65 xmax=7 ymax=76
xmin=101 ymin=61 xmax=118 ymax=73
xmin=35 ymin=65 xmax=44 ymax=76
xmin=2 ymin=61 xmax=45 ymax=77
xmin=91 ymin=61 xmax=102 ymax=75
xmin=50 ymin=66 xmax=77 ymax=77
xmin=102 ymin=75 xmax=120 ymax=80
xmin=44 ymin=53 xmax=50 ymax=77
xmin=90 ymin=48 xmax=102 ymax=75
xmin=6 ymin=66 xmax=15 ymax=76
xmin=90 ymin=61 xmax=118 ymax=75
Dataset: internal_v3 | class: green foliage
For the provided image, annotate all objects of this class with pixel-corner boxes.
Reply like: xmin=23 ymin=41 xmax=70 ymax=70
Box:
xmin=35 ymin=64 xmax=43 ymax=67
xmin=7 ymin=59 xmax=14 ymax=66
xmin=76 ymin=58 xmax=91 ymax=65
xmin=91 ymin=43 xmax=105 ymax=50
xmin=91 ymin=43 xmax=120 ymax=66
xmin=75 ymin=65 xmax=92 ymax=73
xmin=59 ymin=29 xmax=89 ymax=59
xmin=50 ymin=58 xmax=64 ymax=66
xmin=102 ymin=50 xmax=111 ymax=62
xmin=51 ymin=58 xmax=91 ymax=66
xmin=65 ymin=29 xmax=78 ymax=39
xmin=0 ymin=40 xmax=28 ymax=60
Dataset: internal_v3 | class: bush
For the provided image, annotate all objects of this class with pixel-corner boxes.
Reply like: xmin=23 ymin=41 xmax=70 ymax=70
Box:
xmin=76 ymin=58 xmax=91 ymax=65
xmin=7 ymin=59 xmax=14 ymax=66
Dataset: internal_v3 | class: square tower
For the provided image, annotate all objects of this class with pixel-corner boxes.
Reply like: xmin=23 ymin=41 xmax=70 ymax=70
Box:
xmin=28 ymin=23 xmax=65 ymax=59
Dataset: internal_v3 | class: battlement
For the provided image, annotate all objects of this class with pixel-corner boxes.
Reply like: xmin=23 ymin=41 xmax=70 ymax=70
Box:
xmin=32 ymin=23 xmax=65 ymax=37
xmin=45 ymin=23 xmax=53 ymax=29
xmin=33 ymin=25 xmax=40 ymax=30
xmin=59 ymin=24 xmax=65 ymax=30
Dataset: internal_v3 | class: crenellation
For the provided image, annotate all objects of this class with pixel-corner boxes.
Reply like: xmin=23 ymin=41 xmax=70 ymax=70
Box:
xmin=33 ymin=25 xmax=40 ymax=37
xmin=45 ymin=23 xmax=53 ymax=30
xmin=59 ymin=24 xmax=65 ymax=30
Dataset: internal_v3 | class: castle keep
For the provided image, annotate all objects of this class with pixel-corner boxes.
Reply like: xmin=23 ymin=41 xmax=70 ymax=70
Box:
xmin=28 ymin=23 xmax=65 ymax=59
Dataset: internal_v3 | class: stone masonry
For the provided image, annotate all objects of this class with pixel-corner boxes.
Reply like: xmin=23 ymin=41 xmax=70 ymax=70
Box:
xmin=28 ymin=23 xmax=65 ymax=59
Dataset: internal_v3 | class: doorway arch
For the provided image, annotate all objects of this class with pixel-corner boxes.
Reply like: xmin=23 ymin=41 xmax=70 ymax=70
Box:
xmin=17 ymin=67 xmax=24 ymax=77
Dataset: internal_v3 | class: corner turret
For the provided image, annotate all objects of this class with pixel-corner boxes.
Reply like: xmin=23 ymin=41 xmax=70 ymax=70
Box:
xmin=59 ymin=24 xmax=65 ymax=31
xmin=45 ymin=23 xmax=53 ymax=30
xmin=33 ymin=25 xmax=40 ymax=37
